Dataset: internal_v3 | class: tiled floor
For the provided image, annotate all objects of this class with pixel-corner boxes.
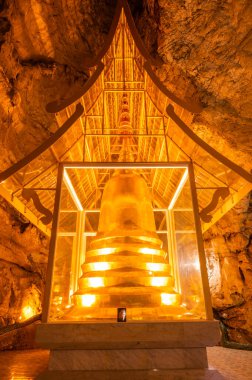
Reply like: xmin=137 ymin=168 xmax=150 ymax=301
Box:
xmin=0 ymin=347 xmax=251 ymax=380
xmin=0 ymin=349 xmax=48 ymax=380
xmin=207 ymin=346 xmax=252 ymax=380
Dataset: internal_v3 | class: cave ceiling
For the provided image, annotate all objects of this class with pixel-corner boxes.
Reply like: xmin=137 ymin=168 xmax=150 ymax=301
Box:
xmin=0 ymin=0 xmax=251 ymax=173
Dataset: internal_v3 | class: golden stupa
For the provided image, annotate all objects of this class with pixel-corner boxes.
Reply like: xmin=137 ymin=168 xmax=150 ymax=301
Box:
xmin=67 ymin=94 xmax=185 ymax=320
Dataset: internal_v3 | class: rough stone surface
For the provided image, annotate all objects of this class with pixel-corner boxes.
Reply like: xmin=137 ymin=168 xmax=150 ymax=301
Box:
xmin=204 ymin=192 xmax=252 ymax=345
xmin=0 ymin=0 xmax=251 ymax=347
xmin=0 ymin=1 xmax=250 ymax=169
xmin=0 ymin=197 xmax=48 ymax=328
xmin=0 ymin=320 xmax=40 ymax=350
xmin=152 ymin=0 xmax=252 ymax=170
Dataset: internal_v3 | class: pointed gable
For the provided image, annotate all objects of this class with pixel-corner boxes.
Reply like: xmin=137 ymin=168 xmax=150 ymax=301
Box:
xmin=0 ymin=0 xmax=251 ymax=236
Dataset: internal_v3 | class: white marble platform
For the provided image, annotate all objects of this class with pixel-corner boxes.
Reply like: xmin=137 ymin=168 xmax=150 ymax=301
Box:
xmin=36 ymin=320 xmax=220 ymax=349
xmin=48 ymin=347 xmax=208 ymax=370
xmin=37 ymin=368 xmax=225 ymax=380
xmin=36 ymin=320 xmax=222 ymax=379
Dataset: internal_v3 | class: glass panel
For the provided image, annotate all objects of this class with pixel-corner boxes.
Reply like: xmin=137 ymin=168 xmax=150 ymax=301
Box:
xmin=176 ymin=233 xmax=205 ymax=318
xmin=154 ymin=210 xmax=167 ymax=231
xmin=174 ymin=211 xmax=195 ymax=231
xmin=58 ymin=212 xmax=77 ymax=233
xmin=173 ymin=176 xmax=206 ymax=319
xmin=50 ymin=235 xmax=75 ymax=320
xmin=48 ymin=165 xmax=207 ymax=322
xmin=85 ymin=211 xmax=99 ymax=232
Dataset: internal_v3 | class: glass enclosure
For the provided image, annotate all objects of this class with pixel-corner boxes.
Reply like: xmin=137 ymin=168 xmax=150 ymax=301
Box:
xmin=47 ymin=163 xmax=208 ymax=322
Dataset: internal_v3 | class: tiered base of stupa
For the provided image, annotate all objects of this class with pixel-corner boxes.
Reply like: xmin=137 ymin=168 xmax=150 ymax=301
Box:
xmin=63 ymin=232 xmax=188 ymax=321
xmin=37 ymin=234 xmax=222 ymax=379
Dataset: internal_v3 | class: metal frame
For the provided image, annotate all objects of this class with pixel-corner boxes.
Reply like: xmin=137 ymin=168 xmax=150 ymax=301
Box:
xmin=70 ymin=210 xmax=85 ymax=295
xmin=42 ymin=164 xmax=64 ymax=322
xmin=188 ymin=162 xmax=213 ymax=319
xmin=42 ymin=161 xmax=213 ymax=322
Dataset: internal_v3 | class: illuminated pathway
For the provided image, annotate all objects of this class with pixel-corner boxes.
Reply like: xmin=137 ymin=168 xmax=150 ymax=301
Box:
xmin=0 ymin=347 xmax=251 ymax=380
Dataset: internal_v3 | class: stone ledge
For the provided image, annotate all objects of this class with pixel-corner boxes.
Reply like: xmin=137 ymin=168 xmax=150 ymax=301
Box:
xmin=48 ymin=348 xmax=208 ymax=370
xmin=36 ymin=320 xmax=220 ymax=349
xmin=37 ymin=368 xmax=225 ymax=380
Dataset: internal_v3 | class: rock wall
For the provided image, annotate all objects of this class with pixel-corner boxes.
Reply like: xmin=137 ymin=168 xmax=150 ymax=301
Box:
xmin=1 ymin=0 xmax=250 ymax=169
xmin=0 ymin=196 xmax=48 ymax=328
xmin=152 ymin=0 xmax=252 ymax=170
xmin=204 ymin=191 xmax=252 ymax=345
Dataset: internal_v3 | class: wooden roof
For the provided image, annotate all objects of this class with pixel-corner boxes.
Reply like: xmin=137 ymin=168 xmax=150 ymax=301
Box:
xmin=0 ymin=0 xmax=251 ymax=236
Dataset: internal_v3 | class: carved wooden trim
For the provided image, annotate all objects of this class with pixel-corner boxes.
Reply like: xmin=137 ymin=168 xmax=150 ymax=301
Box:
xmin=166 ymin=104 xmax=252 ymax=183
xmin=144 ymin=62 xmax=202 ymax=113
xmin=45 ymin=0 xmax=202 ymax=115
xmin=46 ymin=63 xmax=104 ymax=113
xmin=0 ymin=103 xmax=84 ymax=183
xmin=199 ymin=188 xmax=230 ymax=223
xmin=22 ymin=188 xmax=53 ymax=225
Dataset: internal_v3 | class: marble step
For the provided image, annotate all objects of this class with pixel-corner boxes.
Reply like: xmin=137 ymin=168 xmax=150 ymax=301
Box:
xmin=38 ymin=368 xmax=224 ymax=380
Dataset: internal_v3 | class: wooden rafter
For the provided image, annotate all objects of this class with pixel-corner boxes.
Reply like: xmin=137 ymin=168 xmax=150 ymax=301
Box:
xmin=0 ymin=0 xmax=250 ymax=235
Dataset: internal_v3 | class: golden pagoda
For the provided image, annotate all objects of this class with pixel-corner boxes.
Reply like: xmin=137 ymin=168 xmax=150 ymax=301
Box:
xmin=67 ymin=94 xmax=184 ymax=320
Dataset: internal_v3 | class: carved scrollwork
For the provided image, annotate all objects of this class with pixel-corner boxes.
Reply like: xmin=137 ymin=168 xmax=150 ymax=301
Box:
xmin=199 ymin=187 xmax=230 ymax=223
xmin=22 ymin=188 xmax=53 ymax=225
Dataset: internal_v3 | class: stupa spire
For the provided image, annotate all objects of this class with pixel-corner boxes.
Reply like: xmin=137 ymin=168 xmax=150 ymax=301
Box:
xmin=118 ymin=92 xmax=135 ymax=162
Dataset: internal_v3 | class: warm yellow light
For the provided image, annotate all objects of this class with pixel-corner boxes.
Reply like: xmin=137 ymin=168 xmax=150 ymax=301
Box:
xmin=140 ymin=247 xmax=155 ymax=255
xmin=81 ymin=294 xmax=96 ymax=307
xmin=93 ymin=262 xmax=110 ymax=271
xmin=63 ymin=170 xmax=83 ymax=210
xmin=191 ymin=295 xmax=201 ymax=303
xmin=161 ymin=293 xmax=177 ymax=305
xmin=168 ymin=168 xmax=188 ymax=209
xmin=88 ymin=277 xmax=104 ymax=288
xmin=146 ymin=263 xmax=162 ymax=271
xmin=65 ymin=164 xmax=188 ymax=170
xmin=99 ymin=247 xmax=116 ymax=255
xmin=21 ymin=305 xmax=35 ymax=320
xmin=193 ymin=260 xmax=200 ymax=271
xmin=151 ymin=277 xmax=167 ymax=287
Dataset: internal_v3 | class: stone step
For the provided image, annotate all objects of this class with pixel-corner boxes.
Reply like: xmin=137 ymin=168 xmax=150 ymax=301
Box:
xmin=37 ymin=368 xmax=224 ymax=380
